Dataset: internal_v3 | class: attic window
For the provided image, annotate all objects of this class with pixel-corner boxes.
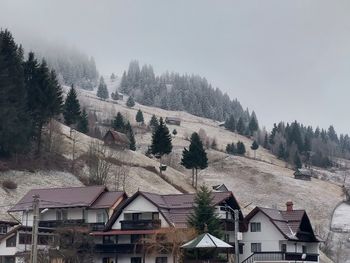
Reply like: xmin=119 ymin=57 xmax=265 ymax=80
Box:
xmin=250 ymin=222 xmax=261 ymax=232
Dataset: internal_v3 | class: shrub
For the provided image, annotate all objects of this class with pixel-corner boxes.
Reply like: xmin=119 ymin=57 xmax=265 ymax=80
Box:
xmin=2 ymin=179 xmax=17 ymax=190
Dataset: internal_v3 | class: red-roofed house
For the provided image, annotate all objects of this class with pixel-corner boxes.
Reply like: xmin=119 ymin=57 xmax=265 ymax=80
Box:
xmin=240 ymin=202 xmax=320 ymax=263
xmin=91 ymin=190 xmax=245 ymax=263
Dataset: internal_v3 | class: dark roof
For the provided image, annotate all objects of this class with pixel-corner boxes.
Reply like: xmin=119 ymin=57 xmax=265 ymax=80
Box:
xmin=165 ymin=117 xmax=181 ymax=122
xmin=245 ymin=206 xmax=319 ymax=242
xmin=0 ymin=220 xmax=17 ymax=226
xmin=105 ymin=190 xmax=242 ymax=230
xmin=294 ymin=168 xmax=312 ymax=176
xmin=9 ymin=186 xmax=108 ymax=212
xmin=90 ymin=191 xmax=126 ymax=209
xmin=104 ymin=130 xmax=130 ymax=145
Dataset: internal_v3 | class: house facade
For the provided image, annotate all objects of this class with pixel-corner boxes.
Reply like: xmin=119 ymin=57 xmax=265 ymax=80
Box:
xmin=91 ymin=190 xmax=244 ymax=263
xmin=103 ymin=130 xmax=130 ymax=149
xmin=240 ymin=202 xmax=319 ymax=263
xmin=3 ymin=186 xmax=127 ymax=263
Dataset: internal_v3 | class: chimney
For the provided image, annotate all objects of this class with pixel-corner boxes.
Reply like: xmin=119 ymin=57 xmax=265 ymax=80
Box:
xmin=286 ymin=201 xmax=294 ymax=212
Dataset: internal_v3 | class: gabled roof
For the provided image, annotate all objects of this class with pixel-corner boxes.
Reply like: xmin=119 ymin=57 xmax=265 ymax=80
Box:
xmin=90 ymin=191 xmax=127 ymax=209
xmin=105 ymin=190 xmax=242 ymax=230
xmin=9 ymin=186 xmax=125 ymax=212
xmin=245 ymin=206 xmax=319 ymax=242
xmin=104 ymin=130 xmax=130 ymax=145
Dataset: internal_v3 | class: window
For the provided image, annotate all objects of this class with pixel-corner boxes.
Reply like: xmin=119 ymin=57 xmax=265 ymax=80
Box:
xmin=281 ymin=244 xmax=287 ymax=252
xmin=56 ymin=209 xmax=68 ymax=221
xmin=302 ymin=245 xmax=307 ymax=253
xmin=152 ymin=212 xmax=159 ymax=220
xmin=224 ymin=234 xmax=230 ymax=242
xmin=19 ymin=233 xmax=32 ymax=244
xmin=132 ymin=213 xmax=141 ymax=221
xmin=3 ymin=257 xmax=15 ymax=263
xmin=251 ymin=243 xmax=261 ymax=253
xmin=0 ymin=225 xmax=7 ymax=234
xmin=250 ymin=222 xmax=261 ymax=232
xmin=155 ymin=257 xmax=167 ymax=263
xmin=97 ymin=211 xmax=107 ymax=223
xmin=103 ymin=235 xmax=117 ymax=244
xmin=131 ymin=234 xmax=141 ymax=243
xmin=103 ymin=258 xmax=115 ymax=263
xmin=131 ymin=257 xmax=142 ymax=263
xmin=6 ymin=235 xmax=16 ymax=247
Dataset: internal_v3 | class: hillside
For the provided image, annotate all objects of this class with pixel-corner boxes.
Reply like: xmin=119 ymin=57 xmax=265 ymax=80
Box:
xmin=0 ymin=80 xmax=348 ymax=262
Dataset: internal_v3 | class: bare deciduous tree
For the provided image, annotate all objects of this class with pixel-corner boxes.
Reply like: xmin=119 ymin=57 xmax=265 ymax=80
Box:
xmin=87 ymin=140 xmax=113 ymax=185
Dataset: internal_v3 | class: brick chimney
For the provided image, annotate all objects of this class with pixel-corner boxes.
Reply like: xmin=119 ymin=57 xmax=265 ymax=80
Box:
xmin=286 ymin=201 xmax=294 ymax=212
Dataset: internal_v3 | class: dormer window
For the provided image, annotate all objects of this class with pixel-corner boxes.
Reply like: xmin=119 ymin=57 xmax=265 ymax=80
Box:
xmin=250 ymin=222 xmax=261 ymax=232
xmin=0 ymin=225 xmax=7 ymax=234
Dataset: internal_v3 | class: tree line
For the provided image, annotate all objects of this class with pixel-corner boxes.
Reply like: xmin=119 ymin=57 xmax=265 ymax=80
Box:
xmin=118 ymin=60 xmax=253 ymax=126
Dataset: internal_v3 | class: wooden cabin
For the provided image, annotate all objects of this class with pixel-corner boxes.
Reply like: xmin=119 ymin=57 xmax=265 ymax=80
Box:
xmin=103 ymin=130 xmax=130 ymax=149
xmin=165 ymin=117 xmax=181 ymax=126
xmin=294 ymin=168 xmax=312 ymax=181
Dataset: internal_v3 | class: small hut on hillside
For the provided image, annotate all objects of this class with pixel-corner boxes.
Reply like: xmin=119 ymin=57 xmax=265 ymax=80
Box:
xmin=294 ymin=168 xmax=312 ymax=181
xmin=103 ymin=130 xmax=130 ymax=149
xmin=165 ymin=117 xmax=181 ymax=126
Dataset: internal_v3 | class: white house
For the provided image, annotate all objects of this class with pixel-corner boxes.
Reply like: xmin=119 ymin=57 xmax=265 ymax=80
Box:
xmin=91 ymin=190 xmax=244 ymax=263
xmin=240 ymin=202 xmax=320 ymax=263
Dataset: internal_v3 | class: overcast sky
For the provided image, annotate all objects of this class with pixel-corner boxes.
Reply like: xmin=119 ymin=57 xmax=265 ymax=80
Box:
xmin=1 ymin=0 xmax=350 ymax=133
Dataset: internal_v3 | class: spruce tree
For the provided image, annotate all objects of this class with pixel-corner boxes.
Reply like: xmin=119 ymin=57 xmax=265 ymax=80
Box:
xmin=249 ymin=115 xmax=259 ymax=135
xmin=226 ymin=143 xmax=236 ymax=155
xmin=126 ymin=96 xmax=135 ymax=107
xmin=236 ymin=141 xmax=246 ymax=155
xmin=236 ymin=117 xmax=245 ymax=135
xmin=188 ymin=185 xmax=222 ymax=238
xmin=172 ymin=129 xmax=177 ymax=136
xmin=294 ymin=152 xmax=302 ymax=169
xmin=125 ymin=122 xmax=136 ymax=151
xmin=135 ymin=109 xmax=144 ymax=124
xmin=278 ymin=143 xmax=286 ymax=159
xmin=77 ymin=108 xmax=89 ymax=134
xmin=263 ymin=133 xmax=269 ymax=149
xmin=0 ymin=29 xmax=31 ymax=156
xmin=224 ymin=115 xmax=236 ymax=132
xmin=63 ymin=86 xmax=81 ymax=126
xmin=181 ymin=132 xmax=208 ymax=189
xmin=149 ymin=114 xmax=159 ymax=130
xmin=112 ymin=112 xmax=125 ymax=132
xmin=251 ymin=140 xmax=259 ymax=159
xmin=151 ymin=117 xmax=172 ymax=174
xmin=97 ymin=76 xmax=109 ymax=100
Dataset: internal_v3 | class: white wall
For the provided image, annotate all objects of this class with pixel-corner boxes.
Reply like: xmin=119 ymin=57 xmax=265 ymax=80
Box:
xmin=241 ymin=211 xmax=285 ymax=262
xmin=111 ymin=195 xmax=169 ymax=230
xmin=0 ymin=232 xmax=17 ymax=256
xmin=93 ymin=253 xmax=174 ymax=263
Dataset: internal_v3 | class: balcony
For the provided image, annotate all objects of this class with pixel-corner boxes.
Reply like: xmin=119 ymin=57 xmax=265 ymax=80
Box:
xmin=38 ymin=220 xmax=105 ymax=231
xmin=241 ymin=252 xmax=319 ymax=263
xmin=94 ymin=243 xmax=143 ymax=254
xmin=120 ymin=219 xmax=161 ymax=230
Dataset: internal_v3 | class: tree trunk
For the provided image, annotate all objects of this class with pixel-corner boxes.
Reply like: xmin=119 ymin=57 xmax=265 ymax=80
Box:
xmin=192 ymin=168 xmax=195 ymax=187
xmin=35 ymin=123 xmax=43 ymax=157
xmin=195 ymin=168 xmax=198 ymax=190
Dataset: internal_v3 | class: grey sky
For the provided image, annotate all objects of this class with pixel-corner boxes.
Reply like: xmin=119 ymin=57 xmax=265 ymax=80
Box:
xmin=1 ymin=0 xmax=350 ymax=133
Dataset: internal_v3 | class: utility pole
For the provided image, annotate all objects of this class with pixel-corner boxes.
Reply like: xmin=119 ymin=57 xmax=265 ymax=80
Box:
xmin=30 ymin=194 xmax=40 ymax=263
xmin=234 ymin=209 xmax=240 ymax=263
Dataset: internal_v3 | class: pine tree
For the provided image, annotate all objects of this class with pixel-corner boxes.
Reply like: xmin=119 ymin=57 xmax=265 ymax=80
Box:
xmin=224 ymin=115 xmax=236 ymax=132
xmin=125 ymin=122 xmax=136 ymax=151
xmin=263 ymin=133 xmax=269 ymax=149
xmin=135 ymin=109 xmax=144 ymax=124
xmin=226 ymin=143 xmax=236 ymax=155
xmin=77 ymin=108 xmax=89 ymax=134
xmin=251 ymin=140 xmax=259 ymax=159
xmin=236 ymin=141 xmax=246 ymax=155
xmin=97 ymin=76 xmax=109 ymax=100
xmin=151 ymin=117 xmax=172 ymax=174
xmin=278 ymin=143 xmax=286 ymax=159
xmin=236 ymin=117 xmax=245 ymax=135
xmin=119 ymin=71 xmax=128 ymax=94
xmin=0 ymin=29 xmax=31 ymax=156
xmin=126 ymin=96 xmax=135 ymax=108
xmin=248 ymin=114 xmax=259 ymax=135
xmin=149 ymin=114 xmax=159 ymax=130
xmin=188 ymin=185 xmax=222 ymax=238
xmin=112 ymin=112 xmax=125 ymax=132
xmin=294 ymin=152 xmax=302 ymax=169
xmin=181 ymin=132 xmax=208 ymax=189
xmin=63 ymin=86 xmax=81 ymax=127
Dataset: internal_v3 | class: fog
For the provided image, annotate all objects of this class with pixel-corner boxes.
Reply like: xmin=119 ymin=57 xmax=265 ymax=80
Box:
xmin=1 ymin=0 xmax=350 ymax=133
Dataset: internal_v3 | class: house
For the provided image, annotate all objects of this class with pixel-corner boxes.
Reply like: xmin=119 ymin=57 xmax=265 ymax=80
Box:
xmin=165 ymin=117 xmax=181 ymax=126
xmin=0 ymin=225 xmax=56 ymax=263
xmin=294 ymin=169 xmax=312 ymax=181
xmin=240 ymin=201 xmax=320 ymax=263
xmin=103 ymin=130 xmax=130 ymax=149
xmin=4 ymin=186 xmax=127 ymax=263
xmin=91 ymin=190 xmax=245 ymax=263
xmin=8 ymin=186 xmax=127 ymax=230
xmin=212 ymin=184 xmax=229 ymax=192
